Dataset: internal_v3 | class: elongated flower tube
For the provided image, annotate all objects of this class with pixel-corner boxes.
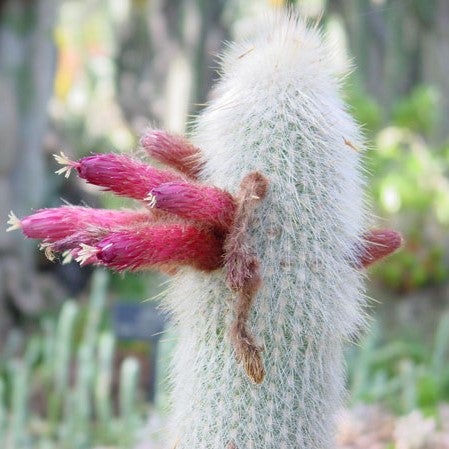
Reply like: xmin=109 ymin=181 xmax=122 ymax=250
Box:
xmin=161 ymin=14 xmax=401 ymax=449
xmin=140 ymin=130 xmax=203 ymax=179
xmin=55 ymin=153 xmax=185 ymax=200
xmin=148 ymin=182 xmax=236 ymax=230
xmin=9 ymin=207 xmax=151 ymax=241
xmin=82 ymin=224 xmax=224 ymax=272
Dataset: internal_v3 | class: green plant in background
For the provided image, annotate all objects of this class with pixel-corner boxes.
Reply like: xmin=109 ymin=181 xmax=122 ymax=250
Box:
xmin=345 ymin=83 xmax=449 ymax=292
xmin=0 ymin=270 xmax=144 ymax=449
xmin=347 ymin=311 xmax=449 ymax=416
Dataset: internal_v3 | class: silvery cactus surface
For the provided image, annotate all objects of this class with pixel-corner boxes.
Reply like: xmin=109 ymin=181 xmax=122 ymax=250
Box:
xmin=165 ymin=14 xmax=367 ymax=449
xmin=9 ymin=11 xmax=401 ymax=449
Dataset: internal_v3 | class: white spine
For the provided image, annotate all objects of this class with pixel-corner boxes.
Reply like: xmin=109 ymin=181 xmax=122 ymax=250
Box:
xmin=165 ymin=13 xmax=367 ymax=449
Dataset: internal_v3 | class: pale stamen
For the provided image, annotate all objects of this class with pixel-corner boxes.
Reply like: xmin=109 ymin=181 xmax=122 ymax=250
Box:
xmin=54 ymin=152 xmax=79 ymax=178
xmin=145 ymin=192 xmax=158 ymax=208
xmin=75 ymin=243 xmax=100 ymax=265
xmin=39 ymin=243 xmax=56 ymax=262
xmin=6 ymin=211 xmax=21 ymax=232
xmin=61 ymin=250 xmax=73 ymax=265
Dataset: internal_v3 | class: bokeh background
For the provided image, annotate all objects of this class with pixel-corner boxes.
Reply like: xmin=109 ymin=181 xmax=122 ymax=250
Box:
xmin=0 ymin=0 xmax=448 ymax=448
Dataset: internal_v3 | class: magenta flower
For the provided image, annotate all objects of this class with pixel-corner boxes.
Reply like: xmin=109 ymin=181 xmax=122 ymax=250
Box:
xmin=148 ymin=182 xmax=236 ymax=230
xmin=7 ymin=129 xmax=402 ymax=384
xmin=13 ymin=207 xmax=151 ymax=241
xmin=7 ymin=130 xmax=401 ymax=275
xmin=140 ymin=130 xmax=203 ymax=179
xmin=55 ymin=152 xmax=185 ymax=200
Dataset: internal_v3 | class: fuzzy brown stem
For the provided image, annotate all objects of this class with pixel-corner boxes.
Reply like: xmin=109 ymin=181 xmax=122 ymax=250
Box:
xmin=224 ymin=172 xmax=269 ymax=383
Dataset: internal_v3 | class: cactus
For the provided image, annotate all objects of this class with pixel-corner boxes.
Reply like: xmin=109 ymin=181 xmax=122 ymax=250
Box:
xmin=119 ymin=357 xmax=141 ymax=442
xmin=48 ymin=301 xmax=78 ymax=426
xmin=164 ymin=16 xmax=370 ymax=449
xmin=94 ymin=332 xmax=115 ymax=431
xmin=7 ymin=12 xmax=402 ymax=449
xmin=7 ymin=361 xmax=29 ymax=448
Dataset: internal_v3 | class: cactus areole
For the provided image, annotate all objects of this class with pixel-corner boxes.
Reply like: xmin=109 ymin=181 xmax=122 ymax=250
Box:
xmin=8 ymin=13 xmax=402 ymax=449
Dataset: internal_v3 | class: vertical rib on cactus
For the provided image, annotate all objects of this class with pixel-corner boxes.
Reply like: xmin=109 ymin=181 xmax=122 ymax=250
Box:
xmin=164 ymin=14 xmax=367 ymax=449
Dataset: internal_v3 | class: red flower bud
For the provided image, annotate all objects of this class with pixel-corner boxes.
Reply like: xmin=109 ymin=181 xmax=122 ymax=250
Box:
xmin=91 ymin=224 xmax=224 ymax=272
xmin=359 ymin=229 xmax=403 ymax=267
xmin=55 ymin=152 xmax=185 ymax=201
xmin=16 ymin=207 xmax=151 ymax=241
xmin=77 ymin=154 xmax=186 ymax=200
xmin=149 ymin=182 xmax=236 ymax=230
xmin=140 ymin=130 xmax=203 ymax=179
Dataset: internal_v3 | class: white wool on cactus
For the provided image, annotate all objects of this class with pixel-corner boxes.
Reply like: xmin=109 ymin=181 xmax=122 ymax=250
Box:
xmin=164 ymin=12 xmax=368 ymax=449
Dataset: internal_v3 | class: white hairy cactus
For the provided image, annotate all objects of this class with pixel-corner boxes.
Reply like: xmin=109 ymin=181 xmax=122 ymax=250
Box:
xmin=165 ymin=13 xmax=366 ymax=449
xmin=10 ymin=11 xmax=401 ymax=449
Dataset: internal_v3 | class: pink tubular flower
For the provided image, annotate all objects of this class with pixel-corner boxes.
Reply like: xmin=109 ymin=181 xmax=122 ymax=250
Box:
xmin=56 ymin=153 xmax=185 ymax=200
xmin=7 ymin=131 xmax=401 ymax=282
xmin=148 ymin=182 xmax=236 ymax=230
xmin=13 ymin=207 xmax=151 ymax=241
xmin=140 ymin=130 xmax=203 ymax=179
xmin=359 ymin=229 xmax=403 ymax=268
xmin=85 ymin=224 xmax=224 ymax=272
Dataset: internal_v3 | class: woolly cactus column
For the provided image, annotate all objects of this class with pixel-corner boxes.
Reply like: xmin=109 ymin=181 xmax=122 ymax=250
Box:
xmin=166 ymin=16 xmax=367 ymax=449
xmin=8 ymin=12 xmax=402 ymax=449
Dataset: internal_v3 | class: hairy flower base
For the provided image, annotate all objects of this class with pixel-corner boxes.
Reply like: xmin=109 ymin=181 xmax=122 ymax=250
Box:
xmin=140 ymin=130 xmax=203 ymax=179
xmin=81 ymin=224 xmax=224 ymax=272
xmin=149 ymin=182 xmax=236 ymax=230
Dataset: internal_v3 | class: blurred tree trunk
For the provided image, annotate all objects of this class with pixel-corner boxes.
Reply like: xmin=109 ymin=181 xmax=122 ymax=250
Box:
xmin=114 ymin=0 xmax=228 ymax=134
xmin=328 ymin=0 xmax=449 ymax=142
xmin=0 ymin=0 xmax=56 ymax=337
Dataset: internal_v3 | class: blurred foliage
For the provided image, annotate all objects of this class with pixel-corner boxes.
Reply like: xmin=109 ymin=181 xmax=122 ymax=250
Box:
xmin=347 ymin=312 xmax=449 ymax=416
xmin=0 ymin=271 xmax=144 ymax=449
xmin=346 ymin=82 xmax=449 ymax=292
